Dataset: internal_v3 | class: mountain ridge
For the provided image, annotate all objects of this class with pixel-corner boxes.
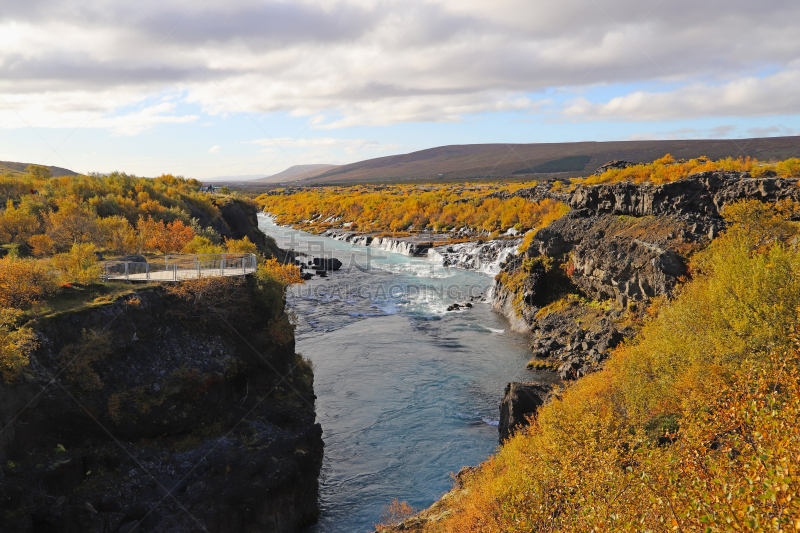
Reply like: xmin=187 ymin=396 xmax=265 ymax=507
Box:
xmin=296 ymin=136 xmax=800 ymax=184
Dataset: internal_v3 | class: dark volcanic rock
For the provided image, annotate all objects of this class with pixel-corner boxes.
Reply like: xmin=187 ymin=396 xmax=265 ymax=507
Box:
xmin=593 ymin=160 xmax=635 ymax=176
xmin=499 ymin=382 xmax=553 ymax=442
xmin=0 ymin=283 xmax=323 ymax=533
xmin=312 ymin=257 xmax=343 ymax=271
xmin=570 ymin=172 xmax=800 ymax=218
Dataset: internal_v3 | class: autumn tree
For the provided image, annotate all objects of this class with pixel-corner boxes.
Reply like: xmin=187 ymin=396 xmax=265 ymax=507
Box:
xmin=51 ymin=243 xmax=101 ymax=284
xmin=225 ymin=236 xmax=258 ymax=255
xmin=28 ymin=234 xmax=56 ymax=256
xmin=137 ymin=216 xmax=195 ymax=253
xmin=0 ymin=200 xmax=39 ymax=244
xmin=98 ymin=215 xmax=138 ymax=254
xmin=0 ymin=257 xmax=58 ymax=308
xmin=46 ymin=201 xmax=101 ymax=249
xmin=25 ymin=164 xmax=51 ymax=180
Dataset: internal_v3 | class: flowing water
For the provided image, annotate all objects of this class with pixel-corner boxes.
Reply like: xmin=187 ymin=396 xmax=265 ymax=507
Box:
xmin=259 ymin=216 xmax=547 ymax=533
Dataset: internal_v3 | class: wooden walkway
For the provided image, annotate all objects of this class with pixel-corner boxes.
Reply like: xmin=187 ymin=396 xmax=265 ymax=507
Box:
xmin=103 ymin=253 xmax=258 ymax=282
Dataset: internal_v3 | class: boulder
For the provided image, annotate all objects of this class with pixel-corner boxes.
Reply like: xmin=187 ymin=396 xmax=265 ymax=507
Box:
xmin=593 ymin=160 xmax=636 ymax=176
xmin=117 ymin=255 xmax=147 ymax=263
xmin=312 ymin=257 xmax=343 ymax=271
xmin=499 ymin=382 xmax=553 ymax=442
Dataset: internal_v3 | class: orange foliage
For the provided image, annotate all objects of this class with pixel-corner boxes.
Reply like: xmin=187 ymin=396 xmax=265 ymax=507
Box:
xmin=0 ymin=257 xmax=58 ymax=309
xmin=258 ymin=184 xmax=569 ymax=235
xmin=137 ymin=216 xmax=195 ymax=253
xmin=45 ymin=200 xmax=101 ymax=249
xmin=0 ymin=200 xmax=39 ymax=244
xmin=28 ymin=234 xmax=55 ymax=256
xmin=258 ymin=258 xmax=304 ymax=286
xmin=585 ymin=154 xmax=800 ymax=185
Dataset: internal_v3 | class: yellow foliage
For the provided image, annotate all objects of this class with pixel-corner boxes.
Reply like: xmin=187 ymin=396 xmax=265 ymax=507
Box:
xmin=375 ymin=499 xmax=417 ymax=530
xmin=0 ymin=200 xmax=39 ymax=244
xmin=51 ymin=243 xmax=101 ymax=284
xmin=585 ymin=154 xmax=800 ymax=185
xmin=182 ymin=235 xmax=225 ymax=255
xmin=225 ymin=236 xmax=258 ymax=255
xmin=0 ymin=307 xmax=38 ymax=382
xmin=28 ymin=234 xmax=55 ymax=256
xmin=137 ymin=216 xmax=195 ymax=254
xmin=0 ymin=257 xmax=58 ymax=308
xmin=97 ymin=215 xmax=138 ymax=254
xmin=258 ymin=258 xmax=304 ymax=286
xmin=45 ymin=200 xmax=101 ymax=249
xmin=257 ymin=184 xmax=569 ymax=235
xmin=417 ymin=200 xmax=800 ymax=533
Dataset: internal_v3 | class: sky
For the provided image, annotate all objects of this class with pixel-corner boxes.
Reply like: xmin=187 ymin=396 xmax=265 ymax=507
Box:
xmin=1 ymin=0 xmax=799 ymax=180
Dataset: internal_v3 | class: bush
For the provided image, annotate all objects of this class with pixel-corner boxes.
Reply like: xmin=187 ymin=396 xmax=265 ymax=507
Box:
xmin=0 ymin=257 xmax=58 ymax=308
xmin=28 ymin=234 xmax=55 ymax=256
xmin=182 ymin=235 xmax=225 ymax=255
xmin=56 ymin=329 xmax=112 ymax=391
xmin=137 ymin=216 xmax=195 ymax=253
xmin=51 ymin=243 xmax=101 ymax=284
xmin=422 ymin=200 xmax=800 ymax=532
xmin=0 ymin=307 xmax=38 ymax=382
xmin=225 ymin=236 xmax=258 ymax=255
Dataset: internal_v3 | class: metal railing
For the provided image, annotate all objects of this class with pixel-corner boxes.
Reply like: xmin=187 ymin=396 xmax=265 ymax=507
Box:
xmin=102 ymin=253 xmax=258 ymax=282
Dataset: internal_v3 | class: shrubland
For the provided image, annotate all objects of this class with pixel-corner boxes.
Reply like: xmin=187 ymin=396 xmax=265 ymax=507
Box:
xmin=400 ymin=200 xmax=800 ymax=532
xmin=0 ymin=167 xmax=289 ymax=383
xmin=258 ymin=155 xmax=799 ymax=237
xmin=584 ymin=154 xmax=800 ymax=185
xmin=257 ymin=184 xmax=569 ymax=234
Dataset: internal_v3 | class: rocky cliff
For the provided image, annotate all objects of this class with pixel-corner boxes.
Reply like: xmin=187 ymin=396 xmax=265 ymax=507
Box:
xmin=0 ymin=278 xmax=322 ymax=532
xmin=493 ymin=171 xmax=800 ymax=440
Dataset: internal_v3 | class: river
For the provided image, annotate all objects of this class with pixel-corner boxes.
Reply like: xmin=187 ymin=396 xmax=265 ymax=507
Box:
xmin=259 ymin=215 xmax=543 ymax=532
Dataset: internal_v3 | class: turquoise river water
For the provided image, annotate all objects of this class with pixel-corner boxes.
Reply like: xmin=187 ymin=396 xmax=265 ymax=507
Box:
xmin=259 ymin=216 xmax=542 ymax=533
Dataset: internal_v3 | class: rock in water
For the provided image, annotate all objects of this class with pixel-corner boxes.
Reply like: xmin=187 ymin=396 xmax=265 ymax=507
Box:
xmin=499 ymin=382 xmax=553 ymax=442
xmin=312 ymin=257 xmax=343 ymax=271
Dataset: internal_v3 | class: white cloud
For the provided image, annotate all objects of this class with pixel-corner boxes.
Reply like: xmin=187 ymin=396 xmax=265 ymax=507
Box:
xmin=562 ymin=64 xmax=800 ymax=122
xmin=244 ymin=137 xmax=400 ymax=155
xmin=208 ymin=145 xmax=221 ymax=153
xmin=1 ymin=0 xmax=799 ymax=131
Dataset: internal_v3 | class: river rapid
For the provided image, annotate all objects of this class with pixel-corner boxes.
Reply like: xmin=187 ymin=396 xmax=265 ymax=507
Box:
xmin=259 ymin=215 xmax=543 ymax=532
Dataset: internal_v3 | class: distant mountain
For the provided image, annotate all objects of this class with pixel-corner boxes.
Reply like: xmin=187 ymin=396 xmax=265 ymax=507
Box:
xmin=248 ymin=164 xmax=338 ymax=184
xmin=299 ymin=136 xmax=800 ymax=184
xmin=0 ymin=160 xmax=78 ymax=178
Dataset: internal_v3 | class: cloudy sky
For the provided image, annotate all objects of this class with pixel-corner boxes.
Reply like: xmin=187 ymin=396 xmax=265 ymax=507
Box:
xmin=1 ymin=0 xmax=799 ymax=179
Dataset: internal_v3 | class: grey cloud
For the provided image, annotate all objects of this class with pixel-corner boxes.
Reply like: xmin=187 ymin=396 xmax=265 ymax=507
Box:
xmin=2 ymin=0 xmax=800 ymax=128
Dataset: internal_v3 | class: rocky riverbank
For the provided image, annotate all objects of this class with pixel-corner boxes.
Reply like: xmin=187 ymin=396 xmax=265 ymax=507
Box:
xmin=492 ymin=171 xmax=800 ymax=440
xmin=373 ymin=170 xmax=800 ymax=532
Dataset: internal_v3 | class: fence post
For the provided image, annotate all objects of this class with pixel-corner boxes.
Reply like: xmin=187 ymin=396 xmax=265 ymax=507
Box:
xmin=197 ymin=260 xmax=200 ymax=279
xmin=125 ymin=262 xmax=129 ymax=282
xmin=174 ymin=263 xmax=177 ymax=281
xmin=146 ymin=262 xmax=150 ymax=281
xmin=221 ymin=254 xmax=226 ymax=276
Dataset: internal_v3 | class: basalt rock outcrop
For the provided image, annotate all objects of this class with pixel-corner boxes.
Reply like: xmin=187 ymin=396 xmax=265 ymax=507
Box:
xmin=570 ymin=172 xmax=800 ymax=219
xmin=493 ymin=171 xmax=800 ymax=384
xmin=498 ymin=383 xmax=553 ymax=443
xmin=496 ymin=172 xmax=800 ymax=323
xmin=0 ymin=281 xmax=322 ymax=533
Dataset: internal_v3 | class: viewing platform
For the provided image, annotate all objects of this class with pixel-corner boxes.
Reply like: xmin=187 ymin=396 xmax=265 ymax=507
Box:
xmin=102 ymin=253 xmax=258 ymax=282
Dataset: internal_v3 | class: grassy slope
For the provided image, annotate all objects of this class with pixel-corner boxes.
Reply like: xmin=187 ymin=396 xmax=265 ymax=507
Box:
xmin=0 ymin=160 xmax=78 ymax=178
xmin=379 ymin=201 xmax=800 ymax=532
